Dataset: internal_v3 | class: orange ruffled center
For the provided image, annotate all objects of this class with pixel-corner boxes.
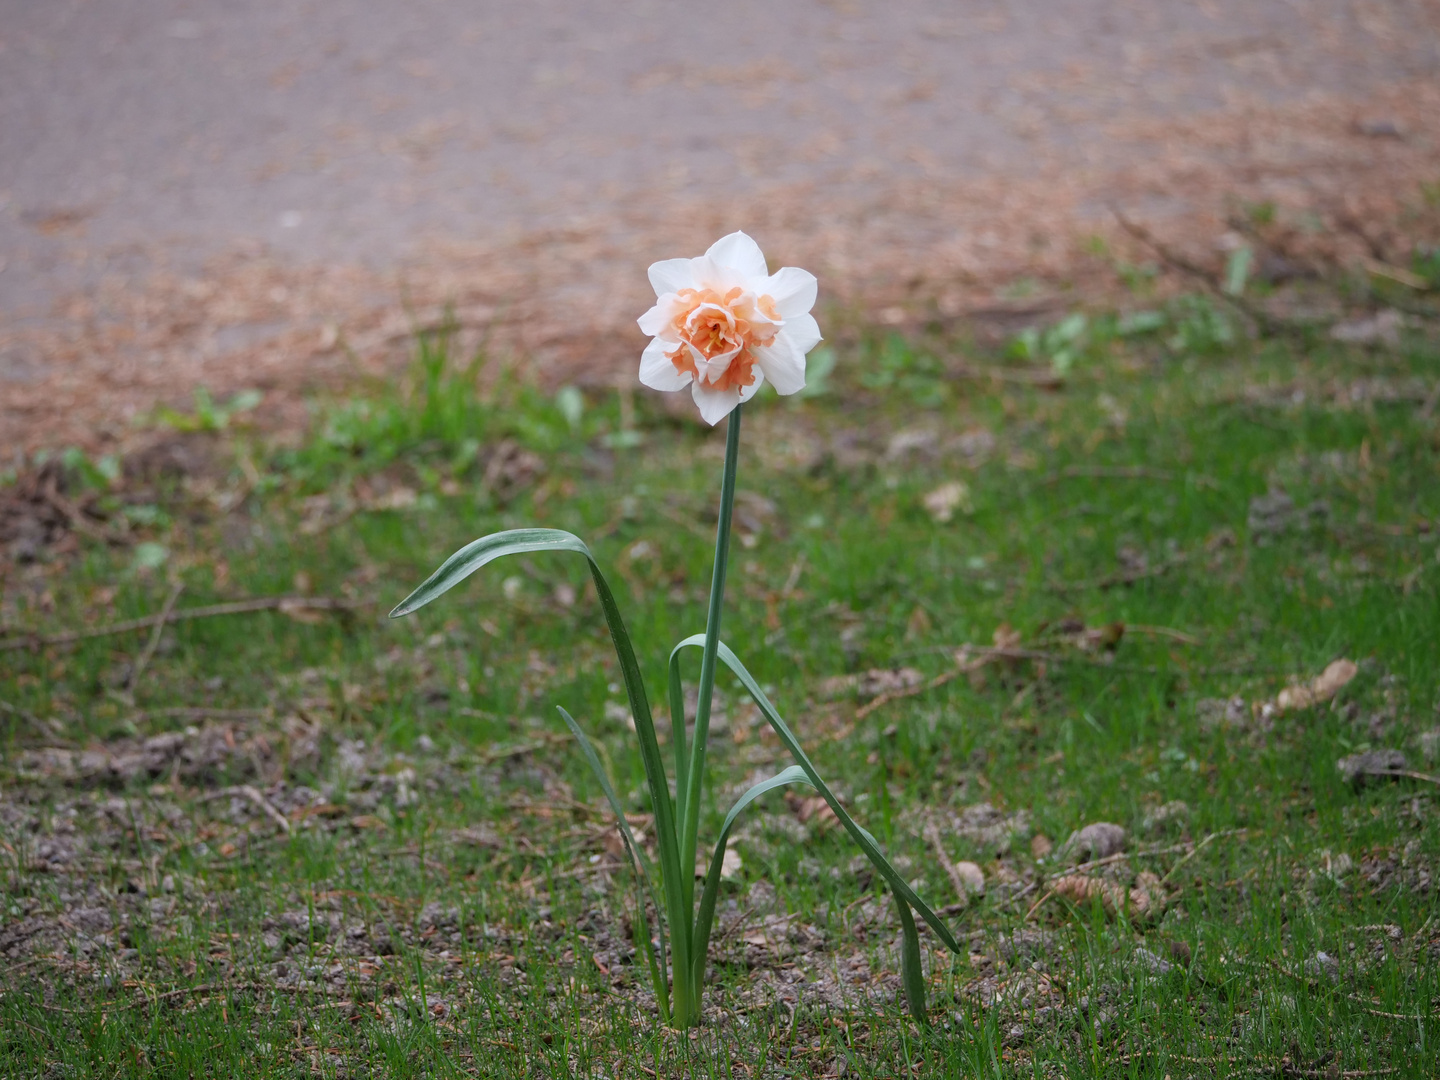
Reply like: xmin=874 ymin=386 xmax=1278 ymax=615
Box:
xmin=667 ymin=287 xmax=780 ymax=392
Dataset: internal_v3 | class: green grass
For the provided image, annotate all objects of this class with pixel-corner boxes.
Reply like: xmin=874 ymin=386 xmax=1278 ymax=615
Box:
xmin=2 ymin=307 xmax=1438 ymax=1077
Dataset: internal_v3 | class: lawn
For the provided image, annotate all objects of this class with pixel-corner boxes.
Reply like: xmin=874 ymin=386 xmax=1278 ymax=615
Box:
xmin=1 ymin=294 xmax=1438 ymax=1077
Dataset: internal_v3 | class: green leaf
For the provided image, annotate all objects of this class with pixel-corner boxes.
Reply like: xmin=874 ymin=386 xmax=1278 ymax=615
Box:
xmin=389 ymin=530 xmax=587 ymax=617
xmin=667 ymin=641 xmax=690 ymax=841
xmin=556 ymin=707 xmax=670 ymax=1023
xmin=672 ymin=635 xmax=962 ymax=957
xmin=690 ymin=765 xmax=812 ymax=1003
xmin=554 ymin=386 xmax=584 ymax=432
xmin=893 ymin=892 xmax=929 ymax=1025
xmin=1223 ymin=246 xmax=1253 ymax=297
xmin=390 ymin=528 xmax=693 ymax=984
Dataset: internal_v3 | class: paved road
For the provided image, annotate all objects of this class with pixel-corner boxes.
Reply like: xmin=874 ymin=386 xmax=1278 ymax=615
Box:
xmin=5 ymin=1 xmax=1433 ymax=310
xmin=0 ymin=1 xmax=1435 ymax=440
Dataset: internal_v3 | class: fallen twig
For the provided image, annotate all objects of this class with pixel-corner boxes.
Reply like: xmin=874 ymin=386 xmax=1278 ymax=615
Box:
xmin=1023 ymin=886 xmax=1060 ymax=922
xmin=1057 ymin=839 xmax=1198 ymax=880
xmin=478 ymin=733 xmax=570 ymax=765
xmin=1 ymin=596 xmax=366 ymax=653
xmin=130 ymin=707 xmax=269 ymax=723
xmin=1107 ymin=1049 xmax=1395 ymax=1078
xmin=953 ymin=364 xmax=1066 ymax=388
xmin=1372 ymin=768 xmax=1440 ymax=787
xmin=1049 ymin=552 xmax=1190 ymax=593
xmin=1111 ymin=208 xmax=1301 ymax=337
xmin=126 ymin=581 xmax=185 ymax=695
xmin=1043 ymin=465 xmax=1176 ymax=485
xmin=854 ymin=649 xmax=993 ymax=721
xmin=1360 ymin=256 xmax=1429 ymax=291
xmin=1267 ymin=959 xmax=1426 ymax=1021
xmin=854 ymin=642 xmax=1253 ymax=721
xmin=25 ymin=980 xmax=350 ymax=1016
xmin=0 ymin=697 xmax=68 ymax=741
xmin=1125 ymin=624 xmax=1202 ymax=646
xmin=925 ymin=823 xmax=972 ymax=909
xmin=38 ymin=479 xmax=127 ymax=546
xmin=1159 ymin=829 xmax=1246 ymax=887
xmin=197 ymin=785 xmax=291 ymax=835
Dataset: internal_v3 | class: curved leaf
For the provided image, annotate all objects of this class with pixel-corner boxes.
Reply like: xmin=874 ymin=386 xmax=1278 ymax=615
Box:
xmin=690 ymin=765 xmax=812 ymax=1002
xmin=671 ymin=634 xmax=961 ymax=957
xmin=390 ymin=529 xmax=692 ymax=980
xmin=893 ymin=890 xmax=929 ymax=1025
xmin=389 ymin=529 xmax=589 ymax=618
xmin=556 ymin=707 xmax=670 ymax=1022
xmin=667 ymin=639 xmax=690 ymax=843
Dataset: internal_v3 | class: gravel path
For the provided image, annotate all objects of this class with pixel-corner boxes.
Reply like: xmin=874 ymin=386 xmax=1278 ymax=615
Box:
xmin=1 ymin=0 xmax=1436 ymax=445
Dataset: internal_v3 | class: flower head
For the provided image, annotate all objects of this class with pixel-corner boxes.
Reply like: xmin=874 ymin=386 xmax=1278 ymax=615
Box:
xmin=637 ymin=232 xmax=821 ymax=425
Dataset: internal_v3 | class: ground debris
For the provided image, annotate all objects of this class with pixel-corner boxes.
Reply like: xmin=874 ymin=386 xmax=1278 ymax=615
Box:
xmin=1196 ymin=696 xmax=1249 ymax=732
xmin=1337 ymin=749 xmax=1408 ymax=788
xmin=932 ymin=802 xmax=1032 ymax=858
xmin=816 ymin=667 xmax=925 ymax=701
xmin=1060 ymin=822 xmax=1127 ymax=863
xmin=1275 ymin=658 xmax=1359 ymax=713
xmin=1247 ymin=489 xmax=1329 ymax=544
xmin=1329 ymin=309 xmax=1403 ymax=346
xmin=1140 ymin=800 xmax=1191 ymax=838
xmin=11 ymin=717 xmax=318 ymax=787
xmin=1045 ymin=870 xmax=1166 ymax=922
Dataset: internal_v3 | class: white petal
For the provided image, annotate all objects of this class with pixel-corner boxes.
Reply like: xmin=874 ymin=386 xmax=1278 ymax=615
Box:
xmin=737 ymin=367 xmax=766 ymax=404
xmin=754 ymin=337 xmax=806 ymax=396
xmin=704 ymin=231 xmax=768 ymax=282
xmin=648 ymin=258 xmax=695 ymax=297
xmin=691 ymin=382 xmax=743 ymax=426
xmin=764 ymin=267 xmax=818 ymax=318
xmin=637 ymin=298 xmax=677 ymax=338
xmin=638 ymin=338 xmax=691 ymax=392
xmin=686 ymin=254 xmax=735 ymax=293
xmin=780 ymin=312 xmax=822 ymax=356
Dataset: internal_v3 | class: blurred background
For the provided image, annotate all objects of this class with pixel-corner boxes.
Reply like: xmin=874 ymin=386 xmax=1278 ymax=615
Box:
xmin=2 ymin=0 xmax=1437 ymax=449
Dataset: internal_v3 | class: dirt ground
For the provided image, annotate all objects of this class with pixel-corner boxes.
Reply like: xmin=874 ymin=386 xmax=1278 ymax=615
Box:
xmin=2 ymin=0 xmax=1438 ymax=453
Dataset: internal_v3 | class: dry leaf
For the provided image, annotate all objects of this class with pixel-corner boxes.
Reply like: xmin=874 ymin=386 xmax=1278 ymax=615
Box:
xmin=953 ymin=860 xmax=985 ymax=895
xmin=923 ymin=480 xmax=973 ymax=522
xmin=992 ymin=623 xmax=1022 ymax=651
xmin=791 ymin=794 xmax=838 ymax=831
xmin=905 ymin=605 xmax=933 ymax=640
xmin=278 ymin=598 xmax=325 ymax=624
xmin=817 ymin=668 xmax=925 ymax=700
xmin=1274 ymin=658 xmax=1358 ymax=712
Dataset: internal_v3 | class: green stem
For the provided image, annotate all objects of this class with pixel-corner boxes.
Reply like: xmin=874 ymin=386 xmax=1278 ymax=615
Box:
xmin=678 ymin=405 xmax=742 ymax=958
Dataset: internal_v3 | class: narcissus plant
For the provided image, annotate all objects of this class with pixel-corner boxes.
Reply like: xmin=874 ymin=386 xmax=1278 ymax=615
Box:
xmin=390 ymin=234 xmax=960 ymax=1029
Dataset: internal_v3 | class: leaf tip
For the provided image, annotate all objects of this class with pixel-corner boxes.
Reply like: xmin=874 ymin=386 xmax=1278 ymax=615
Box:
xmin=388 ymin=594 xmax=421 ymax=619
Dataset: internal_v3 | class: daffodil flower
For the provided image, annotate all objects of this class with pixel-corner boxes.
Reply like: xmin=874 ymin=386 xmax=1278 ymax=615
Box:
xmin=393 ymin=231 xmax=959 ymax=1030
xmin=637 ymin=231 xmax=822 ymax=425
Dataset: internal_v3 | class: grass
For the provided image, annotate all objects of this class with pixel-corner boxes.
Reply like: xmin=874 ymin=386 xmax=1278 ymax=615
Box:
xmin=1 ymin=301 xmax=1438 ymax=1077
